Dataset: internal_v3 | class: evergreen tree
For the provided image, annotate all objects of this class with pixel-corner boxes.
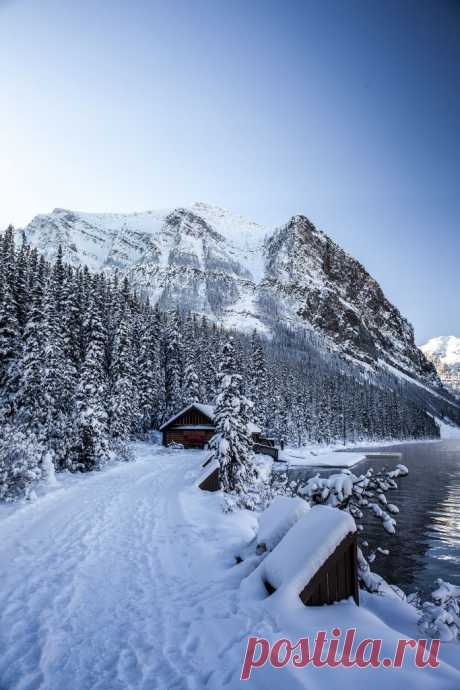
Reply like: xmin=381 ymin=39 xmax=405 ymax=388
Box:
xmin=42 ymin=277 xmax=76 ymax=469
xmin=15 ymin=276 xmax=46 ymax=435
xmin=0 ymin=272 xmax=20 ymax=415
xmin=109 ymin=310 xmax=138 ymax=439
xmin=248 ymin=331 xmax=268 ymax=427
xmin=212 ymin=338 xmax=257 ymax=508
xmin=75 ymin=296 xmax=110 ymax=470
xmin=164 ymin=309 xmax=183 ymax=418
xmin=137 ymin=310 xmax=162 ymax=432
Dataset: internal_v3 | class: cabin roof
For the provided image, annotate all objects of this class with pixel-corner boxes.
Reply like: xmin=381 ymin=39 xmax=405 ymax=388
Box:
xmin=159 ymin=403 xmax=215 ymax=430
xmin=159 ymin=402 xmax=261 ymax=434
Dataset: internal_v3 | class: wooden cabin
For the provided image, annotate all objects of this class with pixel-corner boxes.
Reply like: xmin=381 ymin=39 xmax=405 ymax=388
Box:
xmin=160 ymin=404 xmax=216 ymax=448
xmin=160 ymin=403 xmax=279 ymax=460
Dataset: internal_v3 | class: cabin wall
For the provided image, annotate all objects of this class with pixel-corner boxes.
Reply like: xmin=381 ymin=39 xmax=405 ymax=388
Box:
xmin=164 ymin=428 xmax=215 ymax=448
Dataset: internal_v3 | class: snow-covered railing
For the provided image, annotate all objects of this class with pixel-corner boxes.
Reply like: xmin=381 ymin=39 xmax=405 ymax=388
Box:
xmin=255 ymin=504 xmax=359 ymax=607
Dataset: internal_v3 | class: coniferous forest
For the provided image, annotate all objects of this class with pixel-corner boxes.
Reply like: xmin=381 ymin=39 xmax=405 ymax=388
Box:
xmin=0 ymin=226 xmax=440 ymax=500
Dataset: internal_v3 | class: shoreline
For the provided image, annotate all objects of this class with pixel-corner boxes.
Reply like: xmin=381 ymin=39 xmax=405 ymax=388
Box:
xmin=279 ymin=421 xmax=460 ymax=468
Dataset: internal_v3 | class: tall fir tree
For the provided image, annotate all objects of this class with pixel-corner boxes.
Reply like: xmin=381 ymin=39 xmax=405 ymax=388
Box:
xmin=164 ymin=308 xmax=183 ymax=418
xmin=212 ymin=338 xmax=257 ymax=507
xmin=75 ymin=295 xmax=110 ymax=470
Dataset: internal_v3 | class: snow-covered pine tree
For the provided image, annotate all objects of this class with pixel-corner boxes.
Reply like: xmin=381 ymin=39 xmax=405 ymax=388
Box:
xmin=109 ymin=308 xmax=138 ymax=441
xmin=164 ymin=308 xmax=183 ymax=419
xmin=211 ymin=338 xmax=258 ymax=509
xmin=183 ymin=361 xmax=200 ymax=404
xmin=137 ymin=307 xmax=163 ymax=432
xmin=181 ymin=313 xmax=200 ymax=405
xmin=197 ymin=316 xmax=218 ymax=403
xmin=248 ymin=330 xmax=268 ymax=428
xmin=15 ymin=272 xmax=47 ymax=435
xmin=75 ymin=294 xmax=110 ymax=470
xmin=0 ymin=266 xmax=20 ymax=416
xmin=42 ymin=274 xmax=77 ymax=470
xmin=13 ymin=242 xmax=30 ymax=330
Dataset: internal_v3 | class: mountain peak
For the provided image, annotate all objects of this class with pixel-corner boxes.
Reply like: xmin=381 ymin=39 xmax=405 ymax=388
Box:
xmin=20 ymin=202 xmax=439 ymax=386
xmin=421 ymin=336 xmax=460 ymax=369
xmin=421 ymin=336 xmax=460 ymax=396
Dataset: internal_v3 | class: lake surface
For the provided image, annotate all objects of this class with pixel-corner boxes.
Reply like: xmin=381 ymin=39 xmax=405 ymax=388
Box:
xmin=290 ymin=439 xmax=460 ymax=596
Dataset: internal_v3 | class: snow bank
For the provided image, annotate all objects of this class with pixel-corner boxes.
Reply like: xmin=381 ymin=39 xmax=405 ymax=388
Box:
xmin=438 ymin=419 xmax=460 ymax=439
xmin=282 ymin=447 xmax=367 ymax=468
xmin=257 ymin=496 xmax=309 ymax=552
xmin=259 ymin=505 xmax=356 ymax=594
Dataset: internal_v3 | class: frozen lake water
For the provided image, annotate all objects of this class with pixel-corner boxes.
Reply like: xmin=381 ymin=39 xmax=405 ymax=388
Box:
xmin=291 ymin=439 xmax=460 ymax=596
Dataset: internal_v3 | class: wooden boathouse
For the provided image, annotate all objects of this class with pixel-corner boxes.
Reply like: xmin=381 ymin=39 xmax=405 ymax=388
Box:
xmin=160 ymin=403 xmax=279 ymax=460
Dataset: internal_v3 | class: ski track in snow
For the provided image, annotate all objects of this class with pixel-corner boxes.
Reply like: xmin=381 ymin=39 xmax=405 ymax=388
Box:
xmin=0 ymin=446 xmax=262 ymax=690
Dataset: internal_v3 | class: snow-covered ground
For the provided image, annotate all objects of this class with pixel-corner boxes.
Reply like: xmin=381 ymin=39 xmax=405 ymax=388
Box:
xmin=281 ymin=447 xmax=367 ymax=468
xmin=438 ymin=419 xmax=460 ymax=439
xmin=1 ymin=443 xmax=459 ymax=690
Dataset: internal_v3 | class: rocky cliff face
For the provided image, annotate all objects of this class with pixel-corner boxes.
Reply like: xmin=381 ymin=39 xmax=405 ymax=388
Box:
xmin=21 ymin=203 xmax=439 ymax=385
xmin=262 ymin=215 xmax=438 ymax=383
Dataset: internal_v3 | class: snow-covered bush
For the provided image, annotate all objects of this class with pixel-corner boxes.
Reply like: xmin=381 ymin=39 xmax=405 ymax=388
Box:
xmin=0 ymin=421 xmax=43 ymax=501
xmin=272 ymin=463 xmax=409 ymax=593
xmin=357 ymin=545 xmax=405 ymax=599
xmin=112 ymin=439 xmax=135 ymax=462
xmin=419 ymin=580 xmax=460 ymax=642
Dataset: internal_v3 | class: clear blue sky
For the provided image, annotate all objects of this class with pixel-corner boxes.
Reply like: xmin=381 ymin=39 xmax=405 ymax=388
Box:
xmin=1 ymin=0 xmax=458 ymax=343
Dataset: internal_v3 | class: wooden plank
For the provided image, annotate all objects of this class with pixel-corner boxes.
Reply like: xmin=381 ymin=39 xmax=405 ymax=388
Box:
xmin=264 ymin=531 xmax=359 ymax=607
xmin=198 ymin=466 xmax=219 ymax=492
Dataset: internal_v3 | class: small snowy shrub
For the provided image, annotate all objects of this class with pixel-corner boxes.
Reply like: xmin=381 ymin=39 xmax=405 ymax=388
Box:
xmin=419 ymin=580 xmax=460 ymax=642
xmin=112 ymin=439 xmax=135 ymax=462
xmin=0 ymin=422 xmax=44 ymax=501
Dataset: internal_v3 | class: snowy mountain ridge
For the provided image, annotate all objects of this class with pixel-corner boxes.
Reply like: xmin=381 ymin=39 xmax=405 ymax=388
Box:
xmin=22 ymin=203 xmax=439 ymax=386
xmin=420 ymin=336 xmax=460 ymax=396
xmin=421 ymin=336 xmax=460 ymax=370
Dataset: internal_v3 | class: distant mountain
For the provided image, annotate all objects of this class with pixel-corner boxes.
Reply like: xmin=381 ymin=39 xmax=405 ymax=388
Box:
xmin=420 ymin=336 xmax=460 ymax=396
xmin=22 ymin=203 xmax=439 ymax=387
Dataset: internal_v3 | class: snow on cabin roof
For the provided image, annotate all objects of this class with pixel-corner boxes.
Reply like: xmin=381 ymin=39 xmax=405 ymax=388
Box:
xmin=159 ymin=403 xmax=214 ymax=430
xmin=159 ymin=403 xmax=261 ymax=433
xmin=194 ymin=403 xmax=216 ymax=419
xmin=259 ymin=505 xmax=356 ymax=595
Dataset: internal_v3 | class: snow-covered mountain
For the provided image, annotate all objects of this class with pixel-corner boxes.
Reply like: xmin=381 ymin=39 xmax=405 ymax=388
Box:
xmin=420 ymin=336 xmax=460 ymax=395
xmin=22 ymin=203 xmax=439 ymax=385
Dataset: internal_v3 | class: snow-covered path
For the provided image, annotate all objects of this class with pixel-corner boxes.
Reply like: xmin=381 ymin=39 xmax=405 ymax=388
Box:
xmin=0 ymin=445 xmax=257 ymax=690
xmin=1 ymin=443 xmax=460 ymax=690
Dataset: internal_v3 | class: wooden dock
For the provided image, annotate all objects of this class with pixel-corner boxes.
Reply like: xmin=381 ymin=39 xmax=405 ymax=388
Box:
xmin=365 ymin=452 xmax=402 ymax=459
